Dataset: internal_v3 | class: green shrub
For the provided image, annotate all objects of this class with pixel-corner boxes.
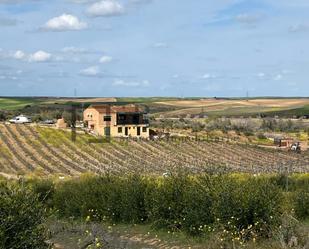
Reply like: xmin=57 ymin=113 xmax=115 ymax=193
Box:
xmin=50 ymin=174 xmax=301 ymax=239
xmin=181 ymin=176 xmax=214 ymax=235
xmin=293 ymin=190 xmax=309 ymax=219
xmin=53 ymin=174 xmax=148 ymax=224
xmin=145 ymin=175 xmax=189 ymax=230
xmin=211 ymin=176 xmax=282 ymax=238
xmin=28 ymin=179 xmax=55 ymax=204
xmin=0 ymin=182 xmax=49 ymax=249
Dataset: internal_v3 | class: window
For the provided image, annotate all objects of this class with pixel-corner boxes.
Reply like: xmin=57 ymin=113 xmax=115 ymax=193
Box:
xmin=104 ymin=116 xmax=111 ymax=121
xmin=142 ymin=127 xmax=147 ymax=132
xmin=118 ymin=127 xmax=122 ymax=133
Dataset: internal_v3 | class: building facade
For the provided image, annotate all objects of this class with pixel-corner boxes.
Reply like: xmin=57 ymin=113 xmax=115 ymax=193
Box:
xmin=83 ymin=104 xmax=149 ymax=138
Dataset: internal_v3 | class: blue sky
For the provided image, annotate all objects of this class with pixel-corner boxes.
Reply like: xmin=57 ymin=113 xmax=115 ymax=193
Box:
xmin=0 ymin=0 xmax=309 ymax=97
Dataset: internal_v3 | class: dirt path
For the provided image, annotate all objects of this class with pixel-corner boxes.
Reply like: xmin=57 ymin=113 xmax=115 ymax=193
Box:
xmin=48 ymin=221 xmax=197 ymax=249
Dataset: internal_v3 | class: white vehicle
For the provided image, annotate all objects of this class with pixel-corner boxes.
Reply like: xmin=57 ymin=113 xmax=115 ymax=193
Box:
xmin=9 ymin=115 xmax=32 ymax=124
xmin=290 ymin=142 xmax=301 ymax=153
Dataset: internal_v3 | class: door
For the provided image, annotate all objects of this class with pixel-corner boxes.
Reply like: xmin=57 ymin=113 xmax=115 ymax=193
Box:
xmin=125 ymin=127 xmax=128 ymax=136
xmin=137 ymin=127 xmax=141 ymax=136
xmin=104 ymin=127 xmax=111 ymax=136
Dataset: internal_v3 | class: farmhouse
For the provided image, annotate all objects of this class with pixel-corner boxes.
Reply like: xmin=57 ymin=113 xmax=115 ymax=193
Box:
xmin=83 ymin=104 xmax=149 ymax=138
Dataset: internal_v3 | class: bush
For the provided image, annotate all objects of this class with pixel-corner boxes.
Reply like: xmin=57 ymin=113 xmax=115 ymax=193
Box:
xmin=51 ymin=174 xmax=285 ymax=240
xmin=145 ymin=175 xmax=188 ymax=230
xmin=293 ymin=190 xmax=309 ymax=219
xmin=0 ymin=182 xmax=49 ymax=249
xmin=53 ymin=174 xmax=148 ymax=224
xmin=181 ymin=176 xmax=214 ymax=235
xmin=28 ymin=179 xmax=55 ymax=205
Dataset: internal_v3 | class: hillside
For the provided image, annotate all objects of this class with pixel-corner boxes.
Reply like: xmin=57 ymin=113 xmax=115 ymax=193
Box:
xmin=2 ymin=97 xmax=309 ymax=117
xmin=0 ymin=124 xmax=308 ymax=177
xmin=152 ymin=98 xmax=309 ymax=117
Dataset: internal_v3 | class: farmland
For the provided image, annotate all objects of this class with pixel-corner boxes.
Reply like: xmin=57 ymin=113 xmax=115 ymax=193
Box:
xmin=152 ymin=98 xmax=309 ymax=117
xmin=1 ymin=100 xmax=309 ymax=249
xmin=2 ymin=97 xmax=309 ymax=117
xmin=0 ymin=124 xmax=309 ymax=177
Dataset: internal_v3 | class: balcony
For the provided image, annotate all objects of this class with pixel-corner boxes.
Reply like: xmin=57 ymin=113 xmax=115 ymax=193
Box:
xmin=116 ymin=113 xmax=149 ymax=126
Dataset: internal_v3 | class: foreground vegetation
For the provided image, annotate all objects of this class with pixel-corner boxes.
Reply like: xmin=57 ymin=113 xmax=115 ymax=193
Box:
xmin=1 ymin=173 xmax=308 ymax=248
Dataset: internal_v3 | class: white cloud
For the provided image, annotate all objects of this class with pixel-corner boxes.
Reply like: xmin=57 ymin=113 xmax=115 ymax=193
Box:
xmin=153 ymin=42 xmax=168 ymax=48
xmin=43 ymin=14 xmax=87 ymax=31
xmin=257 ymin=72 xmax=265 ymax=78
xmin=201 ymin=73 xmax=217 ymax=79
xmin=99 ymin=55 xmax=113 ymax=63
xmin=62 ymin=46 xmax=88 ymax=53
xmin=29 ymin=50 xmax=52 ymax=62
xmin=273 ymin=74 xmax=283 ymax=81
xmin=113 ymin=79 xmax=150 ymax=87
xmin=80 ymin=66 xmax=100 ymax=76
xmin=13 ymin=50 xmax=26 ymax=60
xmin=87 ymin=0 xmax=125 ymax=17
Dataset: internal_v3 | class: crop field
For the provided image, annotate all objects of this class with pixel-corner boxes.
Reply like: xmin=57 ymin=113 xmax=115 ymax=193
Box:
xmin=0 ymin=98 xmax=40 ymax=110
xmin=153 ymin=98 xmax=309 ymax=117
xmin=0 ymin=124 xmax=309 ymax=177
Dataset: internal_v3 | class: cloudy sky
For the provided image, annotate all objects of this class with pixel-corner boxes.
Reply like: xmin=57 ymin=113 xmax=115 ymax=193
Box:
xmin=0 ymin=0 xmax=309 ymax=97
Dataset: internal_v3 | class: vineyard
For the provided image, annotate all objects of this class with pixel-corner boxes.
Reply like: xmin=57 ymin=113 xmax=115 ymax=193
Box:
xmin=0 ymin=123 xmax=309 ymax=176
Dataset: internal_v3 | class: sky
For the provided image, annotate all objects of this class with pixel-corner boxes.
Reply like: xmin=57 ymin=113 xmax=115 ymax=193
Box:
xmin=0 ymin=0 xmax=309 ymax=97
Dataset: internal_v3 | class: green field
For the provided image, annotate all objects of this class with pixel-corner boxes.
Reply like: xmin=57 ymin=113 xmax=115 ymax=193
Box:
xmin=0 ymin=98 xmax=41 ymax=110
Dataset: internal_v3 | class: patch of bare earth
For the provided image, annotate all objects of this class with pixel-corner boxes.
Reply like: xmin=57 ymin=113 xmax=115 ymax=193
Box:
xmin=48 ymin=221 xmax=196 ymax=249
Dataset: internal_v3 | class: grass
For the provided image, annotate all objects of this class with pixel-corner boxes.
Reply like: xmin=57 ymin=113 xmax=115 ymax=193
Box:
xmin=265 ymin=105 xmax=309 ymax=117
xmin=0 ymin=97 xmax=41 ymax=110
